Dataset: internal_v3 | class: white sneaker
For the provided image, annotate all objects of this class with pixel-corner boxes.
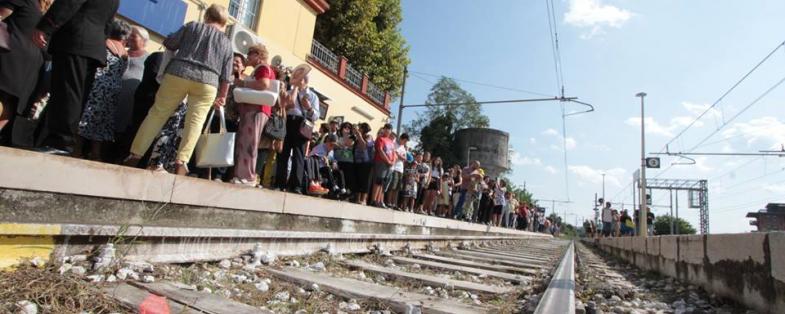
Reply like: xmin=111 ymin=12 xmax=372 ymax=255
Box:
xmin=230 ymin=177 xmax=255 ymax=187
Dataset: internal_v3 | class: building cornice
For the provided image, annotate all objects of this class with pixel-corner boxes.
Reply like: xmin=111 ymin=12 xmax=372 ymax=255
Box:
xmin=303 ymin=0 xmax=330 ymax=14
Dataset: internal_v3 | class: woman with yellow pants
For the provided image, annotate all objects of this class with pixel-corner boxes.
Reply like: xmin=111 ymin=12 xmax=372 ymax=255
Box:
xmin=124 ymin=4 xmax=233 ymax=175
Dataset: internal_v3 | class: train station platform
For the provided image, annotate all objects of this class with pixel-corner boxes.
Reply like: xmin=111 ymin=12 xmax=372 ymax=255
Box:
xmin=0 ymin=147 xmax=547 ymax=267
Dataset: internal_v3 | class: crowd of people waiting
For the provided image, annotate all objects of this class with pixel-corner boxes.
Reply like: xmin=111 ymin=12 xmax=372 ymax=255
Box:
xmin=583 ymin=201 xmax=655 ymax=238
xmin=0 ymin=1 xmax=558 ymax=234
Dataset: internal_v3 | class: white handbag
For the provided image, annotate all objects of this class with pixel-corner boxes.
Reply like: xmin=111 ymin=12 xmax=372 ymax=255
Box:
xmin=194 ymin=107 xmax=236 ymax=168
xmin=233 ymin=79 xmax=280 ymax=106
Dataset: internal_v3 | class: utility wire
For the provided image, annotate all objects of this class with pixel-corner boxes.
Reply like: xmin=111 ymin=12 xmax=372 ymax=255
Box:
xmin=408 ymin=70 xmax=553 ymax=97
xmin=544 ymin=0 xmax=571 ymax=201
xmin=685 ymin=74 xmax=785 ymax=152
xmin=656 ymin=41 xmax=785 ymax=154
xmin=655 ymin=45 xmax=785 ymax=178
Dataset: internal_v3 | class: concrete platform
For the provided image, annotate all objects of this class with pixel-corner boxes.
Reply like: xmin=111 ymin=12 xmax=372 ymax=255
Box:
xmin=0 ymin=147 xmax=548 ymax=266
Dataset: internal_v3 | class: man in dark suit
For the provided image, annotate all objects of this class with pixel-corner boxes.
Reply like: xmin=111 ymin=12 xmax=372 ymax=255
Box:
xmin=32 ymin=0 xmax=120 ymax=154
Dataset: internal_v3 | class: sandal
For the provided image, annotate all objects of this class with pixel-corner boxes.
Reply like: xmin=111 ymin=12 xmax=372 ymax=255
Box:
xmin=147 ymin=164 xmax=167 ymax=173
xmin=174 ymin=161 xmax=189 ymax=176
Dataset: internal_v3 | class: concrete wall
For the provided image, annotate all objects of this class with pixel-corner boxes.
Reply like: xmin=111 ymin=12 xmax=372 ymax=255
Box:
xmin=588 ymin=234 xmax=785 ymax=314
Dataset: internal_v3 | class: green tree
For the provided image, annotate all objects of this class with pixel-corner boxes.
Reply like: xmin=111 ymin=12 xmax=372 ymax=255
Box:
xmin=314 ymin=0 xmax=409 ymax=95
xmin=418 ymin=114 xmax=460 ymax=167
xmin=407 ymin=77 xmax=490 ymax=138
xmin=653 ymin=215 xmax=697 ymax=235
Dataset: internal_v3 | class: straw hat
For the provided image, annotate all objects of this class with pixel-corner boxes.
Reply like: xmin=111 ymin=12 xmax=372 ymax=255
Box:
xmin=291 ymin=63 xmax=312 ymax=81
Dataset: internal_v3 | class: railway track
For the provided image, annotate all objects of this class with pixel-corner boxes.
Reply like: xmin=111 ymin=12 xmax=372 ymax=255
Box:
xmin=99 ymin=238 xmax=575 ymax=313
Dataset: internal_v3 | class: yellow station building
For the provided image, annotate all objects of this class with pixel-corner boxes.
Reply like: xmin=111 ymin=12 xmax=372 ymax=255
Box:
xmin=118 ymin=0 xmax=392 ymax=130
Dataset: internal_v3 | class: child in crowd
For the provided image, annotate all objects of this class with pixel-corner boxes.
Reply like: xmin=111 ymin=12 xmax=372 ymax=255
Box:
xmin=401 ymin=153 xmax=419 ymax=212
xmin=436 ymin=173 xmax=452 ymax=217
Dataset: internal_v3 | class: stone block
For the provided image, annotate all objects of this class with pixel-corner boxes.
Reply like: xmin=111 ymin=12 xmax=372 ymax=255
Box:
xmin=770 ymin=232 xmax=785 ymax=283
xmin=631 ymin=237 xmax=647 ymax=254
xmin=678 ymin=235 xmax=705 ymax=265
xmin=646 ymin=237 xmax=660 ymax=256
xmin=660 ymin=236 xmax=678 ymax=260
xmin=622 ymin=236 xmax=633 ymax=251
xmin=170 ymin=176 xmax=283 ymax=214
xmin=706 ymin=233 xmax=766 ymax=264
xmin=0 ymin=146 xmax=175 ymax=203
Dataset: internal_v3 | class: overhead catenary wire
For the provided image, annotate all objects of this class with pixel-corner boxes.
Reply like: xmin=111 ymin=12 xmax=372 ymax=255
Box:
xmin=408 ymin=71 xmax=554 ymax=97
xmin=640 ymin=41 xmax=785 ymax=180
xmin=656 ymin=40 xmax=785 ymax=154
xmin=544 ymin=0 xmax=571 ymax=201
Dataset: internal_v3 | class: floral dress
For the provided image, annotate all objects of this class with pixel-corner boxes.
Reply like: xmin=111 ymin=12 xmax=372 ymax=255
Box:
xmin=148 ymin=103 xmax=189 ymax=172
xmin=78 ymin=48 xmax=128 ymax=141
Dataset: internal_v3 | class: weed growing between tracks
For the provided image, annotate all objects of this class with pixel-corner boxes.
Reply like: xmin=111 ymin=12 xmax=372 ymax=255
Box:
xmin=0 ymin=264 xmax=126 ymax=313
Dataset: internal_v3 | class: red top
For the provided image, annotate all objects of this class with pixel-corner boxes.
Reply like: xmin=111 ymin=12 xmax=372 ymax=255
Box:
xmin=252 ymin=65 xmax=276 ymax=116
xmin=374 ymin=137 xmax=395 ymax=164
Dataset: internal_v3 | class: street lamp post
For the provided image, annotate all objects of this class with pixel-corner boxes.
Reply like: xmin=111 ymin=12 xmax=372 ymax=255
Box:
xmin=601 ymin=173 xmax=606 ymax=204
xmin=636 ymin=92 xmax=649 ymax=237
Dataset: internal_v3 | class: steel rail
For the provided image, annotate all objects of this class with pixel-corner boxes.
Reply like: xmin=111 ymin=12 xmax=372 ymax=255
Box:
xmin=534 ymin=240 xmax=575 ymax=314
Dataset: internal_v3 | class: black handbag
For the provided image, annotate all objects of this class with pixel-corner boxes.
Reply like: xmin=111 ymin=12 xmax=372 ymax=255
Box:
xmin=264 ymin=112 xmax=286 ymax=140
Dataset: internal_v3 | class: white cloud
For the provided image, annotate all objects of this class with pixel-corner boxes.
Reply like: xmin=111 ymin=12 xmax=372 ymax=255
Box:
xmin=509 ymin=151 xmax=542 ymax=166
xmin=565 ymin=137 xmax=577 ymax=150
xmin=544 ymin=166 xmax=559 ymax=174
xmin=568 ymin=165 xmax=626 ymax=187
xmin=564 ymin=0 xmax=632 ymax=38
xmin=625 ymin=102 xmax=715 ymax=137
xmin=694 ymin=157 xmax=714 ymax=173
xmin=542 ymin=128 xmax=577 ymax=151
xmin=542 ymin=128 xmax=560 ymax=137
xmin=721 ymin=116 xmax=785 ymax=149
xmin=529 ymin=137 xmax=537 ymax=144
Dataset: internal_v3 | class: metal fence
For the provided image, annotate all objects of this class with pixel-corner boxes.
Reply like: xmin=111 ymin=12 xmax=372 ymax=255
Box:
xmin=345 ymin=65 xmax=363 ymax=89
xmin=310 ymin=40 xmax=339 ymax=74
xmin=367 ymin=81 xmax=385 ymax=104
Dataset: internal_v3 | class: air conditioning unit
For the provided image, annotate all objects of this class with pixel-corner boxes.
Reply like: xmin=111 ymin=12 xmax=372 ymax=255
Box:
xmin=226 ymin=23 xmax=263 ymax=55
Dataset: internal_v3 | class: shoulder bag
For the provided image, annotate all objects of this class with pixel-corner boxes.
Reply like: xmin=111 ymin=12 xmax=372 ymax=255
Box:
xmin=233 ymin=77 xmax=281 ymax=107
xmin=194 ymin=107 xmax=236 ymax=168
xmin=264 ymin=102 xmax=286 ymax=140
xmin=296 ymin=88 xmax=315 ymax=140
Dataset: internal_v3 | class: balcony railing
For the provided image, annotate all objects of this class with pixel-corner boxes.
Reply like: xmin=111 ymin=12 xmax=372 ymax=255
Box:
xmin=367 ymin=81 xmax=385 ymax=105
xmin=308 ymin=40 xmax=391 ymax=111
xmin=310 ymin=40 xmax=339 ymax=74
xmin=345 ymin=65 xmax=363 ymax=89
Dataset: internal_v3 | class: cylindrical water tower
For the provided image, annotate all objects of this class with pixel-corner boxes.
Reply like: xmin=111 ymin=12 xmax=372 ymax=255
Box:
xmin=454 ymin=128 xmax=510 ymax=178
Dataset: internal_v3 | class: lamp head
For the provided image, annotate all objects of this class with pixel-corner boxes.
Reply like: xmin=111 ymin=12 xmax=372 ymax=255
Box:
xmin=635 ymin=92 xmax=647 ymax=97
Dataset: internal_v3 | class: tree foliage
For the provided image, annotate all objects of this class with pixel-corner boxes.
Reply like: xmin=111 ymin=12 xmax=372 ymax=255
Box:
xmin=653 ymin=215 xmax=697 ymax=235
xmin=314 ymin=0 xmax=409 ymax=95
xmin=407 ymin=77 xmax=490 ymax=138
xmin=405 ymin=77 xmax=491 ymax=168
xmin=418 ymin=114 xmax=460 ymax=167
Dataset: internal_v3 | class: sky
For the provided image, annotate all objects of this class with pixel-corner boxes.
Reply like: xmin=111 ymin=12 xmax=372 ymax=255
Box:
xmin=396 ymin=0 xmax=785 ymax=234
